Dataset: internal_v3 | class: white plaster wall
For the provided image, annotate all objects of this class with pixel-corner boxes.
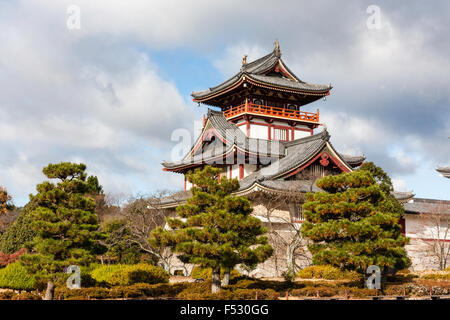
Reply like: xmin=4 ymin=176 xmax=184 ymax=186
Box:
xmin=231 ymin=164 xmax=239 ymax=179
xmin=405 ymin=214 xmax=449 ymax=271
xmin=238 ymin=125 xmax=246 ymax=135
xmin=249 ymin=123 xmax=268 ymax=140
xmin=294 ymin=130 xmax=311 ymax=140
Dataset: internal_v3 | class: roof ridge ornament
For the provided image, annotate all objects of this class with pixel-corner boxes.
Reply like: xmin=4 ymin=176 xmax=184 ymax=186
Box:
xmin=242 ymin=54 xmax=247 ymax=66
xmin=274 ymin=40 xmax=281 ymax=57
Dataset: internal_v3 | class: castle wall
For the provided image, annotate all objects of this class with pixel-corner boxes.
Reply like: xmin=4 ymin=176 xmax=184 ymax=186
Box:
xmin=164 ymin=202 xmax=449 ymax=277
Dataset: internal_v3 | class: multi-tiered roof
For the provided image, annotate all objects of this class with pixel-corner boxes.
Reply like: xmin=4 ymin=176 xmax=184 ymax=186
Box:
xmin=192 ymin=42 xmax=331 ymax=108
xmin=160 ymin=43 xmax=418 ymax=207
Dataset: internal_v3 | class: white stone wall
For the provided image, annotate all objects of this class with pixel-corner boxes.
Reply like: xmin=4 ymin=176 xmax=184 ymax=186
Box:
xmin=294 ymin=129 xmax=310 ymax=140
xmin=404 ymin=213 xmax=450 ymax=271
xmin=249 ymin=123 xmax=268 ymax=140
xmin=165 ymin=206 xmax=449 ymax=277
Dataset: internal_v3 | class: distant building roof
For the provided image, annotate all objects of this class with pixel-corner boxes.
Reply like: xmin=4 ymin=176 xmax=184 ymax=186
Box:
xmin=404 ymin=198 xmax=450 ymax=215
xmin=436 ymin=166 xmax=450 ymax=178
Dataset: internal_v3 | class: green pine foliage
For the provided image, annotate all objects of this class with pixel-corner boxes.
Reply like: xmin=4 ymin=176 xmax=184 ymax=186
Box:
xmin=301 ymin=170 xmax=411 ymax=273
xmin=0 ymin=207 xmax=36 ymax=254
xmin=150 ymin=166 xmax=273 ymax=291
xmin=19 ymin=162 xmax=105 ymax=283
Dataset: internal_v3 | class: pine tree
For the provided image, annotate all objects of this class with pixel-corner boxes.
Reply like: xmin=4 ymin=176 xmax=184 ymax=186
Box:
xmin=19 ymin=162 xmax=104 ymax=299
xmin=150 ymin=166 xmax=273 ymax=293
xmin=301 ymin=170 xmax=410 ymax=276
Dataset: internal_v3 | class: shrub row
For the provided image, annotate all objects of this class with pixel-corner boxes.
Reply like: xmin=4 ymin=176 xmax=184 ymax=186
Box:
xmin=297 ymin=265 xmax=361 ymax=281
xmin=90 ymin=263 xmax=169 ymax=286
xmin=0 ymin=290 xmax=40 ymax=300
xmin=190 ymin=267 xmax=241 ymax=280
xmin=177 ymin=289 xmax=279 ymax=300
xmin=54 ymin=282 xmax=189 ymax=300
xmin=420 ymin=273 xmax=450 ymax=280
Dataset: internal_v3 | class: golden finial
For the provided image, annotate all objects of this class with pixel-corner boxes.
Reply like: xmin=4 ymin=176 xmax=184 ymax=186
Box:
xmin=274 ymin=40 xmax=281 ymax=57
xmin=242 ymin=54 xmax=247 ymax=66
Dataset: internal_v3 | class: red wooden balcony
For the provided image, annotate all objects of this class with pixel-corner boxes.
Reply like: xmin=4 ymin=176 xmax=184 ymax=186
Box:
xmin=223 ymin=102 xmax=319 ymax=123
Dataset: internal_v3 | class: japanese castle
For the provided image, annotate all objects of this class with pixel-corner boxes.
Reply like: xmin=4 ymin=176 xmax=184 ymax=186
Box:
xmin=159 ymin=42 xmax=450 ymax=275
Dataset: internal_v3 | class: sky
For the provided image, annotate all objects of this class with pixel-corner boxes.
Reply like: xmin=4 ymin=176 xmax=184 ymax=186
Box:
xmin=0 ymin=0 xmax=448 ymax=205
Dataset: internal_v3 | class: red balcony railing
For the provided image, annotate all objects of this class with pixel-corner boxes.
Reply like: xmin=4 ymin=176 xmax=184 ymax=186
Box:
xmin=223 ymin=101 xmax=319 ymax=123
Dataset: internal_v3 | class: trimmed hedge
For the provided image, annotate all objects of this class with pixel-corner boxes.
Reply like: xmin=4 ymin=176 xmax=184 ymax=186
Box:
xmin=420 ymin=272 xmax=450 ymax=280
xmin=176 ymin=281 xmax=279 ymax=300
xmin=0 ymin=290 xmax=40 ymax=300
xmin=190 ymin=267 xmax=241 ymax=280
xmin=90 ymin=263 xmax=169 ymax=286
xmin=297 ymin=265 xmax=361 ymax=281
xmin=55 ymin=283 xmax=189 ymax=300
xmin=0 ymin=262 xmax=35 ymax=290
xmin=225 ymin=278 xmax=304 ymax=292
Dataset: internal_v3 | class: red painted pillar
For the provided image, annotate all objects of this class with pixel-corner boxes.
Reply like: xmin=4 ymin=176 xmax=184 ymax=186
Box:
xmin=291 ymin=126 xmax=295 ymax=141
xmin=239 ymin=164 xmax=244 ymax=180
xmin=268 ymin=123 xmax=272 ymax=140
xmin=246 ymin=120 xmax=250 ymax=137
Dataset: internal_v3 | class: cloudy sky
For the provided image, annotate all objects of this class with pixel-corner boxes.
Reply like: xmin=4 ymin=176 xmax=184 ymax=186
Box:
xmin=0 ymin=0 xmax=448 ymax=205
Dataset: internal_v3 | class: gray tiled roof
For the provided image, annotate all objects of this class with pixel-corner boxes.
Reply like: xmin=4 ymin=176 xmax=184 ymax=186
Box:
xmin=404 ymin=198 xmax=450 ymax=215
xmin=192 ymin=49 xmax=331 ymax=100
xmin=161 ymin=110 xmax=285 ymax=169
xmin=391 ymin=191 xmax=415 ymax=201
xmin=247 ymin=179 xmax=322 ymax=193
xmin=339 ymin=153 xmax=366 ymax=167
xmin=436 ymin=166 xmax=450 ymax=178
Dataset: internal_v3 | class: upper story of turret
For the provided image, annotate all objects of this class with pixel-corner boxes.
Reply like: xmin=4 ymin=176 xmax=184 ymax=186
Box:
xmin=191 ymin=41 xmax=332 ymax=141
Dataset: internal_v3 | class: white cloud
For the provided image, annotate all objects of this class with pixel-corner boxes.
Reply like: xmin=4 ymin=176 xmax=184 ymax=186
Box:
xmin=0 ymin=0 xmax=448 ymax=204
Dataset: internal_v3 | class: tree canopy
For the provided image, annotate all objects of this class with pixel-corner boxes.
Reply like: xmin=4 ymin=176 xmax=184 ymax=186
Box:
xmin=19 ymin=162 xmax=104 ymax=291
xmin=301 ymin=170 xmax=411 ymax=274
xmin=150 ymin=166 xmax=273 ymax=292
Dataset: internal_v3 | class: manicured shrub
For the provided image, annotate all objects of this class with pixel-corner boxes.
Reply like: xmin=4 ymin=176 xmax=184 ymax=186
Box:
xmin=0 ymin=290 xmax=40 ymax=300
xmin=90 ymin=264 xmax=169 ymax=286
xmin=420 ymin=272 xmax=450 ymax=280
xmin=297 ymin=265 xmax=361 ymax=281
xmin=225 ymin=278 xmax=304 ymax=292
xmin=0 ymin=262 xmax=35 ymax=290
xmin=54 ymin=282 xmax=189 ymax=300
xmin=177 ymin=287 xmax=279 ymax=300
xmin=190 ymin=266 xmax=241 ymax=280
xmin=290 ymin=286 xmax=339 ymax=297
xmin=341 ymin=287 xmax=378 ymax=298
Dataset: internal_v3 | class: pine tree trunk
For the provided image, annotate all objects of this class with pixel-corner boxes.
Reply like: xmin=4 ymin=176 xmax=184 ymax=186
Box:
xmin=286 ymin=244 xmax=295 ymax=273
xmin=44 ymin=280 xmax=55 ymax=300
xmin=211 ymin=268 xmax=221 ymax=293
xmin=221 ymin=269 xmax=230 ymax=286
